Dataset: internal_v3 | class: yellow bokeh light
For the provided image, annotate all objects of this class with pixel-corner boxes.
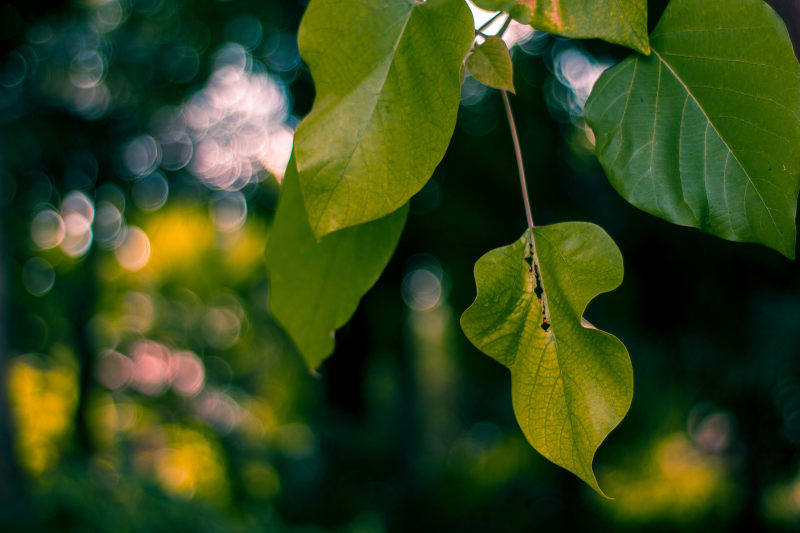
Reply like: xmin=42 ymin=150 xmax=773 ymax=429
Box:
xmin=220 ymin=220 xmax=268 ymax=278
xmin=600 ymin=433 xmax=737 ymax=524
xmin=144 ymin=207 xmax=213 ymax=276
xmin=8 ymin=355 xmax=79 ymax=475
xmin=152 ymin=425 xmax=230 ymax=503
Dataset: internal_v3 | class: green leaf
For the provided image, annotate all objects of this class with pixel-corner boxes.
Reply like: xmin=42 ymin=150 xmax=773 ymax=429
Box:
xmin=585 ymin=0 xmax=800 ymax=258
xmin=294 ymin=0 xmax=474 ymax=238
xmin=265 ymin=156 xmax=408 ymax=369
xmin=466 ymin=36 xmax=515 ymax=92
xmin=472 ymin=0 xmax=649 ymax=55
xmin=460 ymin=223 xmax=632 ymax=494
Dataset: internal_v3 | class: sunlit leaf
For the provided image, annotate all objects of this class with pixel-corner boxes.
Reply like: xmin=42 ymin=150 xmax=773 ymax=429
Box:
xmin=585 ymin=0 xmax=800 ymax=258
xmin=294 ymin=0 xmax=474 ymax=238
xmin=460 ymin=223 xmax=632 ymax=494
xmin=265 ymin=156 xmax=408 ymax=369
xmin=466 ymin=36 xmax=515 ymax=92
xmin=472 ymin=0 xmax=649 ymax=55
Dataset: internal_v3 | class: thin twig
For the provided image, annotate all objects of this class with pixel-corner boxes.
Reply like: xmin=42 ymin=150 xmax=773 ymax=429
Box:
xmin=495 ymin=15 xmax=513 ymax=39
xmin=477 ymin=12 xmax=503 ymax=34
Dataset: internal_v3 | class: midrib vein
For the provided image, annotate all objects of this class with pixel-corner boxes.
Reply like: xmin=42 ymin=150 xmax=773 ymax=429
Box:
xmin=650 ymin=47 xmax=781 ymax=236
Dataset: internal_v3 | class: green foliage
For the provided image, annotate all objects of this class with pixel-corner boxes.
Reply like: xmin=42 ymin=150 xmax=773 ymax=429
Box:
xmin=585 ymin=0 xmax=800 ymax=258
xmin=265 ymin=157 xmax=408 ymax=369
xmin=471 ymin=0 xmax=650 ymax=54
xmin=293 ymin=0 xmax=474 ymax=238
xmin=466 ymin=36 xmax=515 ymax=93
xmin=9 ymin=0 xmax=800 ymax=527
xmin=274 ymin=0 xmax=800 ymax=492
xmin=460 ymin=223 xmax=632 ymax=495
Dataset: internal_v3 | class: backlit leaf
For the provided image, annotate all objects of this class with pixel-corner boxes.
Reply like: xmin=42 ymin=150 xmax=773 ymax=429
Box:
xmin=265 ymin=156 xmax=408 ymax=369
xmin=461 ymin=223 xmax=632 ymax=494
xmin=466 ymin=36 xmax=515 ymax=92
xmin=294 ymin=0 xmax=474 ymax=238
xmin=585 ymin=0 xmax=800 ymax=258
xmin=471 ymin=0 xmax=649 ymax=55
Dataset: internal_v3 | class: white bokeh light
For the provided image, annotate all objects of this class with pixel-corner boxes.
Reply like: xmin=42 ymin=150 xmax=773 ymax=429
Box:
xmin=60 ymin=191 xmax=95 ymax=258
xmin=162 ymin=43 xmax=294 ymax=189
xmin=114 ymin=226 xmax=151 ymax=271
xmin=30 ymin=208 xmax=65 ymax=249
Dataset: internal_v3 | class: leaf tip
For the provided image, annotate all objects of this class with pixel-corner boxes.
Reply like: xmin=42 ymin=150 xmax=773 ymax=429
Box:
xmin=632 ymin=34 xmax=650 ymax=56
xmin=309 ymin=215 xmax=339 ymax=241
xmin=300 ymin=347 xmax=332 ymax=373
xmin=590 ymin=478 xmax=613 ymax=500
xmin=781 ymin=228 xmax=797 ymax=259
xmin=773 ymin=231 xmax=796 ymax=259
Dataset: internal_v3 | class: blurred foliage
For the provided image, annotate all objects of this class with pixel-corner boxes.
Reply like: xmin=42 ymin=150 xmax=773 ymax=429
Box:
xmin=0 ymin=0 xmax=800 ymax=532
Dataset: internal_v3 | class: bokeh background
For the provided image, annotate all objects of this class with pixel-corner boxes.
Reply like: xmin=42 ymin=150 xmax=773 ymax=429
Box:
xmin=1 ymin=0 xmax=799 ymax=531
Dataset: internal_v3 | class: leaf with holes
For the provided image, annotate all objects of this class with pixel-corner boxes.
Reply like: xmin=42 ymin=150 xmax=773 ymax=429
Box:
xmin=585 ymin=0 xmax=800 ymax=258
xmin=471 ymin=0 xmax=649 ymax=55
xmin=265 ymin=156 xmax=408 ymax=369
xmin=294 ymin=0 xmax=474 ymax=238
xmin=460 ymin=222 xmax=632 ymax=495
xmin=467 ymin=36 xmax=515 ymax=92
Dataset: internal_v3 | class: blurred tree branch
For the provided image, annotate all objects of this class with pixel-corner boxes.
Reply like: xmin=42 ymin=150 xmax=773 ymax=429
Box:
xmin=0 ymin=200 xmax=24 ymax=504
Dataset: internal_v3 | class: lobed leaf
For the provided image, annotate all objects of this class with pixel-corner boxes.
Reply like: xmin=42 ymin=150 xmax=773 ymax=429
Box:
xmin=265 ymin=156 xmax=408 ymax=369
xmin=461 ymin=223 xmax=632 ymax=495
xmin=585 ymin=0 xmax=800 ymax=258
xmin=472 ymin=0 xmax=649 ymax=55
xmin=294 ymin=0 xmax=474 ymax=238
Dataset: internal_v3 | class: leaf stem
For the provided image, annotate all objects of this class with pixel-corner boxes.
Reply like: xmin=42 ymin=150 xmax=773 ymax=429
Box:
xmin=501 ymin=89 xmax=550 ymax=328
xmin=501 ymin=90 xmax=534 ymax=231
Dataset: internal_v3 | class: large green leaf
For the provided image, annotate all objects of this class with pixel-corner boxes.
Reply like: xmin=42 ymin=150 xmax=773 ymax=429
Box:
xmin=585 ymin=0 xmax=800 ymax=258
xmin=460 ymin=223 xmax=632 ymax=494
xmin=294 ymin=0 xmax=473 ymax=238
xmin=472 ymin=0 xmax=649 ymax=55
xmin=265 ymin=156 xmax=408 ymax=369
xmin=466 ymin=36 xmax=516 ymax=92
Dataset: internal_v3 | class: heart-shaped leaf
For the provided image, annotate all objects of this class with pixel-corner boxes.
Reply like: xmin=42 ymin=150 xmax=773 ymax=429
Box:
xmin=294 ymin=0 xmax=474 ymax=238
xmin=265 ymin=156 xmax=408 ymax=369
xmin=585 ymin=0 xmax=800 ymax=258
xmin=461 ymin=222 xmax=632 ymax=494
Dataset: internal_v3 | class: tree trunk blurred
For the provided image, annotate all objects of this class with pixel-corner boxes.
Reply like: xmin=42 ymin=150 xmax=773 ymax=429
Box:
xmin=0 ymin=199 xmax=24 ymax=503
xmin=71 ymin=250 xmax=98 ymax=457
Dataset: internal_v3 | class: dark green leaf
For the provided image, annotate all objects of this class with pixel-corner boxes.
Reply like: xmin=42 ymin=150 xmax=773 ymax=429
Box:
xmin=466 ymin=36 xmax=515 ymax=93
xmin=265 ymin=156 xmax=408 ymax=369
xmin=461 ymin=223 xmax=632 ymax=494
xmin=472 ymin=0 xmax=649 ymax=55
xmin=294 ymin=0 xmax=474 ymax=238
xmin=585 ymin=0 xmax=800 ymax=258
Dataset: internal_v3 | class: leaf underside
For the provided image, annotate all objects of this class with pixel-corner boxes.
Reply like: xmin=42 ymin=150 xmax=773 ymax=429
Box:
xmin=466 ymin=36 xmax=516 ymax=92
xmin=585 ymin=0 xmax=800 ymax=258
xmin=265 ymin=156 xmax=408 ymax=369
xmin=461 ymin=222 xmax=632 ymax=495
xmin=294 ymin=0 xmax=474 ymax=238
xmin=471 ymin=0 xmax=649 ymax=55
